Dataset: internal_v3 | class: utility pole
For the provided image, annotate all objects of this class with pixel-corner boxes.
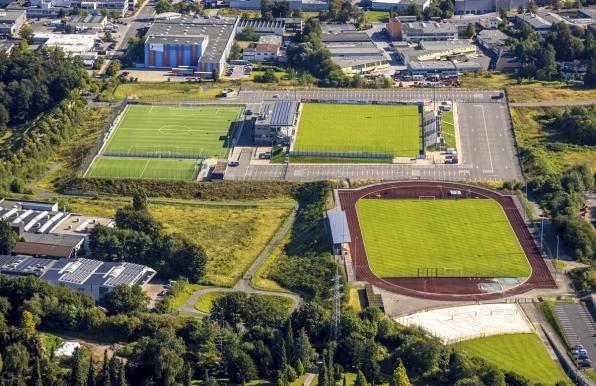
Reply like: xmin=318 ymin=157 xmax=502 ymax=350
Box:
xmin=331 ymin=267 xmax=343 ymax=341
xmin=540 ymin=218 xmax=544 ymax=252
xmin=555 ymin=235 xmax=560 ymax=280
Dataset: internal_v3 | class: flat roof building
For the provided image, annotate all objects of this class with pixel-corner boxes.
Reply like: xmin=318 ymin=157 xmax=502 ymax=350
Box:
xmin=237 ymin=19 xmax=284 ymax=35
xmin=387 ymin=18 xmax=458 ymax=41
xmin=229 ymin=0 xmax=328 ymax=10
xmin=369 ymin=0 xmax=430 ymax=10
xmin=68 ymin=14 xmax=107 ymax=32
xmin=321 ymin=30 xmax=389 ymax=74
xmin=516 ymin=13 xmax=552 ymax=34
xmin=144 ymin=15 xmax=239 ymax=77
xmin=0 ymin=10 xmax=25 ymax=37
xmin=0 ymin=255 xmax=156 ymax=300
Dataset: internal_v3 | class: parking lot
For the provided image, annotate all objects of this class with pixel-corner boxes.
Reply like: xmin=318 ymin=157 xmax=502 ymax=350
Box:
xmin=553 ymin=302 xmax=596 ymax=368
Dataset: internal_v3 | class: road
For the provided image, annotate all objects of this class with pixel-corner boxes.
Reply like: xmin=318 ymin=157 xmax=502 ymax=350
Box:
xmin=510 ymin=100 xmax=596 ymax=107
xmin=179 ymin=209 xmax=303 ymax=316
xmin=99 ymin=0 xmax=156 ymax=73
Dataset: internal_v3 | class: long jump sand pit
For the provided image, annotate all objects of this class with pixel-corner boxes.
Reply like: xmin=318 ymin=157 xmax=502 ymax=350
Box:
xmin=396 ymin=303 xmax=533 ymax=344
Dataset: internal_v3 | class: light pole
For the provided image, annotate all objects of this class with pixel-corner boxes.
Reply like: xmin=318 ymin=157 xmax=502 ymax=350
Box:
xmin=555 ymin=235 xmax=560 ymax=280
xmin=540 ymin=217 xmax=544 ymax=252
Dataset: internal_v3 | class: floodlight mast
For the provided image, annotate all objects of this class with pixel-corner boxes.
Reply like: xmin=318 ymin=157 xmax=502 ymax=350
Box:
xmin=331 ymin=267 xmax=342 ymax=341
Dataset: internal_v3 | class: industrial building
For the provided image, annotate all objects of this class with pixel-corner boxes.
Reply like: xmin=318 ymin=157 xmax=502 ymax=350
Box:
xmin=236 ymin=19 xmax=284 ymax=36
xmin=454 ymin=0 xmax=528 ymax=14
xmin=515 ymin=13 xmax=554 ymax=34
xmin=24 ymin=0 xmax=130 ymax=17
xmin=368 ymin=0 xmax=430 ymax=10
xmin=253 ymin=100 xmax=300 ymax=145
xmin=0 ymin=255 xmax=156 ymax=300
xmin=322 ymin=30 xmax=389 ymax=74
xmin=144 ymin=15 xmax=238 ymax=77
xmin=475 ymin=29 xmax=520 ymax=71
xmin=229 ymin=0 xmax=328 ymax=10
xmin=0 ymin=198 xmax=113 ymax=257
xmin=67 ymin=14 xmax=108 ymax=32
xmin=386 ymin=18 xmax=458 ymax=41
xmin=396 ymin=41 xmax=486 ymax=75
xmin=0 ymin=10 xmax=25 ymax=37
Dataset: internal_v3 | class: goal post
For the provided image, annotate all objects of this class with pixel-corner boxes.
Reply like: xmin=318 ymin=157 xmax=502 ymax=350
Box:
xmin=418 ymin=196 xmax=436 ymax=200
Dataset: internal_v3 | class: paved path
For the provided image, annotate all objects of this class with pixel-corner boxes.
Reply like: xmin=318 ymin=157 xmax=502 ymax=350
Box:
xmin=179 ymin=208 xmax=302 ymax=316
xmin=303 ymin=372 xmax=317 ymax=386
xmin=510 ymin=100 xmax=596 ymax=107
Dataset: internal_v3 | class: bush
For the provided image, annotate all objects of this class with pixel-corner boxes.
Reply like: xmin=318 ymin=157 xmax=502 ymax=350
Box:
xmin=60 ymin=178 xmax=301 ymax=201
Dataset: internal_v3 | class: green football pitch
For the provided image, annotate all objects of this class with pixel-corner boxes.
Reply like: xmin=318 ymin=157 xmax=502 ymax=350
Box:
xmin=86 ymin=157 xmax=201 ymax=180
xmin=102 ymin=104 xmax=242 ymax=158
xmin=455 ymin=334 xmax=570 ymax=385
xmin=293 ymin=103 xmax=421 ymax=158
xmin=356 ymin=199 xmax=531 ymax=278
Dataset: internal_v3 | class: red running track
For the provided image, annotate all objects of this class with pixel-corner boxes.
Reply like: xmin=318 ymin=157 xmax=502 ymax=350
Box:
xmin=338 ymin=181 xmax=557 ymax=301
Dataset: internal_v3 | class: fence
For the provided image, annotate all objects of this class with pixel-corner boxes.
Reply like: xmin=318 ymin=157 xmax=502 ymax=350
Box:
xmin=289 ymin=151 xmax=393 ymax=159
xmin=81 ymin=99 xmax=128 ymax=177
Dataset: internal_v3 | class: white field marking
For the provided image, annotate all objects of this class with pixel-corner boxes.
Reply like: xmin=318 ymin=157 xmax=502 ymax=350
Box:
xmin=139 ymin=159 xmax=150 ymax=178
xmin=149 ymin=105 xmax=154 ymax=114
xmin=475 ymin=105 xmax=494 ymax=171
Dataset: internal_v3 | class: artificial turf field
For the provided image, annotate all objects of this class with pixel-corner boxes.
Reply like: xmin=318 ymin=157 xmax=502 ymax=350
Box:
xmin=355 ymin=199 xmax=531 ymax=278
xmin=103 ymin=104 xmax=242 ymax=158
xmin=293 ymin=103 xmax=421 ymax=158
xmin=455 ymin=334 xmax=570 ymax=385
xmin=86 ymin=157 xmax=200 ymax=180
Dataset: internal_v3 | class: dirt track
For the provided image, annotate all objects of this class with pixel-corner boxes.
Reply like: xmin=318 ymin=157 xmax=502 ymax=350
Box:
xmin=338 ymin=181 xmax=557 ymax=301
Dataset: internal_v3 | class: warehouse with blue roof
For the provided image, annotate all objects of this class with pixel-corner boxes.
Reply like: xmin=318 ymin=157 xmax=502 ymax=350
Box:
xmin=144 ymin=15 xmax=239 ymax=77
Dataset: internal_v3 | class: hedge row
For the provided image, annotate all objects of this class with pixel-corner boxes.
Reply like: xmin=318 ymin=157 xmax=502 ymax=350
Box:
xmin=59 ymin=177 xmax=303 ymax=201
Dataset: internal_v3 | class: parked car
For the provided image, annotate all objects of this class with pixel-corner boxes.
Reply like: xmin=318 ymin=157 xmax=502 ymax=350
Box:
xmin=228 ymin=161 xmax=239 ymax=167
xmin=157 ymin=290 xmax=168 ymax=296
xmin=244 ymin=109 xmax=253 ymax=115
xmin=578 ymin=359 xmax=592 ymax=368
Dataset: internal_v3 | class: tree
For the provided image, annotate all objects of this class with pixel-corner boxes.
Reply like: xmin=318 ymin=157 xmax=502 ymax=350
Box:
xmin=294 ymin=328 xmax=316 ymax=369
xmin=105 ymin=31 xmax=113 ymax=42
xmin=33 ymin=359 xmax=43 ymax=386
xmin=19 ymin=25 xmax=33 ymax=42
xmin=70 ymin=347 xmax=86 ymax=386
xmin=0 ymin=220 xmax=18 ymax=254
xmin=585 ymin=53 xmax=596 ymax=87
xmin=464 ymin=23 xmax=476 ymax=38
xmin=229 ymin=41 xmax=242 ymax=61
xmin=106 ymin=60 xmax=121 ymax=77
xmin=390 ymin=361 xmax=410 ymax=386
xmin=93 ymin=57 xmax=105 ymax=70
xmin=132 ymin=190 xmax=148 ymax=211
xmin=101 ymin=284 xmax=150 ymax=315
xmin=87 ymin=356 xmax=96 ymax=386
xmin=20 ymin=310 xmax=36 ymax=337
xmin=295 ymin=359 xmax=304 ymax=376
xmin=102 ymin=351 xmax=111 ymax=386
xmin=353 ymin=370 xmax=368 ymax=386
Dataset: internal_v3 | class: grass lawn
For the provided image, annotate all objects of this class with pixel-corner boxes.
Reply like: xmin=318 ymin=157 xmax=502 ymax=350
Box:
xmin=294 ymin=103 xmax=421 ymax=158
xmin=102 ymin=105 xmax=242 ymax=158
xmin=356 ymin=199 xmax=531 ymax=278
xmin=194 ymin=291 xmax=295 ymax=314
xmin=169 ymin=283 xmax=209 ymax=310
xmin=510 ymin=107 xmax=596 ymax=173
xmin=112 ymin=83 xmax=222 ymax=102
xmin=65 ymin=198 xmax=293 ymax=287
xmin=364 ymin=10 xmax=389 ymax=22
xmin=40 ymin=332 xmax=64 ymax=353
xmin=440 ymin=111 xmax=455 ymax=149
xmin=250 ymin=220 xmax=292 ymax=293
xmin=455 ymin=334 xmax=570 ymax=385
xmin=86 ymin=157 xmax=200 ymax=180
